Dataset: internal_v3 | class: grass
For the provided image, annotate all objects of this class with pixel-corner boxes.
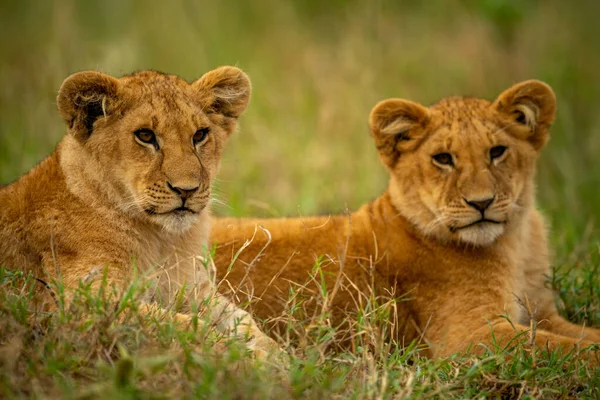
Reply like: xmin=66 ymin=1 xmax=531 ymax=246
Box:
xmin=2 ymin=263 xmax=599 ymax=399
xmin=1 ymin=0 xmax=599 ymax=398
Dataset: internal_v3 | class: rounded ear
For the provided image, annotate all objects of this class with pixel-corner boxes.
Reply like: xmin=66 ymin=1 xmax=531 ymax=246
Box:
xmin=369 ymin=98 xmax=429 ymax=169
xmin=493 ymin=80 xmax=556 ymax=151
xmin=192 ymin=66 xmax=251 ymax=119
xmin=57 ymin=71 xmax=120 ymax=141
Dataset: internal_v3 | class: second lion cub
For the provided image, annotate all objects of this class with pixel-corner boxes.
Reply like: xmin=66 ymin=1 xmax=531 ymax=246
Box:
xmin=212 ymin=80 xmax=600 ymax=363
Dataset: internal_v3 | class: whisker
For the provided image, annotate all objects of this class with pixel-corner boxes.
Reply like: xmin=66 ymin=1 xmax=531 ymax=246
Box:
xmin=119 ymin=193 xmax=152 ymax=213
xmin=210 ymin=196 xmax=232 ymax=210
xmin=422 ymin=214 xmax=450 ymax=236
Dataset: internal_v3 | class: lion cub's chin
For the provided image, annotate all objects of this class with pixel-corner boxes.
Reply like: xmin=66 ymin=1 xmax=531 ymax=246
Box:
xmin=455 ymin=222 xmax=505 ymax=247
xmin=154 ymin=212 xmax=201 ymax=234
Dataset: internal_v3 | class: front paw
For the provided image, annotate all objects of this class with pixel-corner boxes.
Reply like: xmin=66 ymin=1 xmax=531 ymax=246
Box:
xmin=246 ymin=333 xmax=289 ymax=370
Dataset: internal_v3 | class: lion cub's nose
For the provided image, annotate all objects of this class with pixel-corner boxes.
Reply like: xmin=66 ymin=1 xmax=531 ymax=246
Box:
xmin=167 ymin=182 xmax=199 ymax=201
xmin=464 ymin=196 xmax=495 ymax=212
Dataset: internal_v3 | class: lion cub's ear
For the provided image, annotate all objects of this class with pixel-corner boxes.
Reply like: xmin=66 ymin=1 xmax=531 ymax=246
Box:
xmin=193 ymin=66 xmax=251 ymax=119
xmin=369 ymin=99 xmax=429 ymax=169
xmin=57 ymin=71 xmax=120 ymax=142
xmin=493 ymin=80 xmax=556 ymax=151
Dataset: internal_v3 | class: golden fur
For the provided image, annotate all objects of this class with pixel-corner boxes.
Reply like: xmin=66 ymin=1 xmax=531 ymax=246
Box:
xmin=212 ymin=81 xmax=600 ymax=362
xmin=0 ymin=67 xmax=280 ymax=359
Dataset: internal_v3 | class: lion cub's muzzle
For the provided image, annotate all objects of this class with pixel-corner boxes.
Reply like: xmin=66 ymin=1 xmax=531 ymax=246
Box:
xmin=167 ymin=182 xmax=211 ymax=214
xmin=441 ymin=195 xmax=512 ymax=245
xmin=143 ymin=182 xmax=210 ymax=216
xmin=443 ymin=195 xmax=511 ymax=232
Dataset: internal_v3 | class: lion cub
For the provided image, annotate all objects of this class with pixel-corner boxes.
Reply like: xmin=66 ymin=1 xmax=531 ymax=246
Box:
xmin=212 ymin=80 xmax=600 ymax=363
xmin=0 ymin=67 xmax=280 ymax=359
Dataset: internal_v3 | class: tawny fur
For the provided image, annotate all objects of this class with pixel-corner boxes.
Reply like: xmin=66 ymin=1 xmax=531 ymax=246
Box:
xmin=212 ymin=80 xmax=600 ymax=363
xmin=0 ymin=67 xmax=280 ymax=359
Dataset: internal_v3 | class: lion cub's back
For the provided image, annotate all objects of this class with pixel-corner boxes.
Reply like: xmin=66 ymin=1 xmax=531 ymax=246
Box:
xmin=212 ymin=215 xmax=349 ymax=261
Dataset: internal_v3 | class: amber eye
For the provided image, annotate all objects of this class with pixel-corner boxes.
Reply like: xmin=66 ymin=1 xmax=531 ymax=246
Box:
xmin=490 ymin=145 xmax=507 ymax=160
xmin=432 ymin=153 xmax=454 ymax=167
xmin=134 ymin=129 xmax=158 ymax=149
xmin=193 ymin=127 xmax=210 ymax=145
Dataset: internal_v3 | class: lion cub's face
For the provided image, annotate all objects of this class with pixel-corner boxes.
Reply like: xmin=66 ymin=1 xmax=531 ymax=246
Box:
xmin=57 ymin=67 xmax=250 ymax=232
xmin=370 ymin=81 xmax=556 ymax=246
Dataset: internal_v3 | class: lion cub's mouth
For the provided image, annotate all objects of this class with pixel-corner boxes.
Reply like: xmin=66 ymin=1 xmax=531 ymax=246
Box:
xmin=144 ymin=206 xmax=200 ymax=216
xmin=451 ymin=218 xmax=504 ymax=232
xmin=172 ymin=206 xmax=198 ymax=214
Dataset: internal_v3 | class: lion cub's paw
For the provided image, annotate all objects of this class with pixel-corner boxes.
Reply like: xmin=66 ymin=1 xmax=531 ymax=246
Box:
xmin=246 ymin=332 xmax=290 ymax=370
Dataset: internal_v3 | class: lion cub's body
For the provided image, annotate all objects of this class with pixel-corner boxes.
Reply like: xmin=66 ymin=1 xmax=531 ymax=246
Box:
xmin=213 ymin=82 xmax=600 ymax=361
xmin=214 ymin=195 xmax=595 ymax=356
xmin=0 ymin=67 xmax=280 ymax=359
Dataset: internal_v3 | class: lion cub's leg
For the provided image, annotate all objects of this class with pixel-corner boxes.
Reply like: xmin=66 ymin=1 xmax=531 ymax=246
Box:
xmin=157 ymin=256 xmax=286 ymax=365
xmin=541 ymin=314 xmax=600 ymax=343
xmin=523 ymin=276 xmax=600 ymax=342
xmin=520 ymin=210 xmax=600 ymax=342
xmin=438 ymin=319 xmax=599 ymax=365
xmin=206 ymin=294 xmax=286 ymax=364
xmin=137 ymin=302 xmax=200 ymax=328
xmin=39 ymin=260 xmax=198 ymax=328
xmin=42 ymin=257 xmax=285 ymax=364
xmin=520 ymin=266 xmax=600 ymax=342
xmin=529 ymin=292 xmax=600 ymax=342
xmin=39 ymin=261 xmax=128 ymax=312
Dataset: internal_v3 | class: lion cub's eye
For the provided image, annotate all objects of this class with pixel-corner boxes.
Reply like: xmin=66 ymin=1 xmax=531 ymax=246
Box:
xmin=490 ymin=146 xmax=507 ymax=160
xmin=134 ymin=129 xmax=159 ymax=149
xmin=193 ymin=127 xmax=210 ymax=145
xmin=432 ymin=153 xmax=454 ymax=167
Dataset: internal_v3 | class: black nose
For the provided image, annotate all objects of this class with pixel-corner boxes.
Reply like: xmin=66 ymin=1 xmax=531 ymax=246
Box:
xmin=464 ymin=197 xmax=495 ymax=212
xmin=167 ymin=182 xmax=199 ymax=201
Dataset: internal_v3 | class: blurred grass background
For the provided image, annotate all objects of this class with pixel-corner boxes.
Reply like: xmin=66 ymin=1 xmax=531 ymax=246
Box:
xmin=1 ymin=0 xmax=599 ymax=267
